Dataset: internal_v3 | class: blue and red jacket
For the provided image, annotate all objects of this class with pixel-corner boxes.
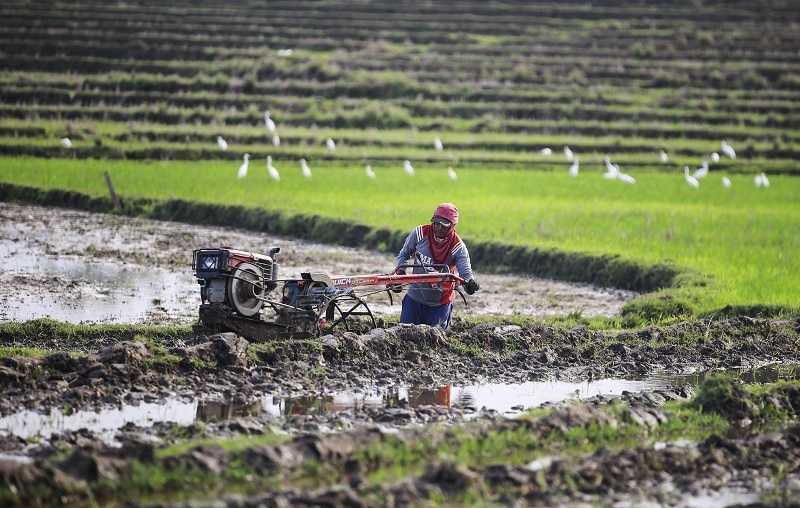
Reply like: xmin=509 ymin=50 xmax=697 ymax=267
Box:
xmin=394 ymin=224 xmax=474 ymax=306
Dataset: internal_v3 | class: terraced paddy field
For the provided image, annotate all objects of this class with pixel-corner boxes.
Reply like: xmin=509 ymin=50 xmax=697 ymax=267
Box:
xmin=1 ymin=1 xmax=800 ymax=506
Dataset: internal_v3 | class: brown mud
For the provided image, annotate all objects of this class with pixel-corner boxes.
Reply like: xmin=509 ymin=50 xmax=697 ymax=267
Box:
xmin=0 ymin=201 xmax=635 ymax=324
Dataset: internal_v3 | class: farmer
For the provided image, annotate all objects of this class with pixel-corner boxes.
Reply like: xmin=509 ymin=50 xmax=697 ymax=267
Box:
xmin=393 ymin=203 xmax=479 ymax=329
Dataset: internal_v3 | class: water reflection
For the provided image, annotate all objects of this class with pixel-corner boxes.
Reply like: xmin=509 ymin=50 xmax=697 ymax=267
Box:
xmin=1 ymin=363 xmax=798 ymax=440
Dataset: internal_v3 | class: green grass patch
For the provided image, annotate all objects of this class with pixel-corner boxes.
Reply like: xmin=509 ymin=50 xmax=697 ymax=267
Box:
xmin=0 ymin=318 xmax=195 ymax=350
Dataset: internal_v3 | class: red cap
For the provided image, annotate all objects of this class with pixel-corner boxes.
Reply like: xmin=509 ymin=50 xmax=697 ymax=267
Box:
xmin=433 ymin=203 xmax=459 ymax=225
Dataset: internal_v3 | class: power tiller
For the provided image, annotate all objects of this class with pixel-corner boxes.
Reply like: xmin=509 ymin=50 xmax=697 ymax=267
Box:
xmin=192 ymin=247 xmax=466 ymax=340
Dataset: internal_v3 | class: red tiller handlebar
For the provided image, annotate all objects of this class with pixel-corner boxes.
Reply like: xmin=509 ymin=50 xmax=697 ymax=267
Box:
xmin=329 ymin=272 xmax=465 ymax=289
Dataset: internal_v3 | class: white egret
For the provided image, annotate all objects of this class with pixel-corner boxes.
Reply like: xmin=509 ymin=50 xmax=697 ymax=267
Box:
xmin=568 ymin=158 xmax=579 ymax=177
xmin=403 ymin=160 xmax=415 ymax=176
xmin=276 ymin=48 xmax=293 ymax=57
xmin=683 ymin=166 xmax=699 ymax=189
xmin=217 ymin=136 xmax=228 ymax=151
xmin=603 ymin=157 xmax=619 ymax=179
xmin=540 ymin=147 xmax=552 ymax=156
xmin=264 ymin=111 xmax=276 ymax=133
xmin=447 ymin=167 xmax=458 ymax=180
xmin=434 ymin=138 xmax=444 ymax=151
xmin=326 ymin=138 xmax=336 ymax=151
xmin=365 ymin=164 xmax=376 ymax=179
xmin=755 ymin=172 xmax=769 ymax=188
xmin=266 ymin=156 xmax=280 ymax=181
xmin=272 ymin=134 xmax=281 ymax=147
xmin=564 ymin=146 xmax=574 ymax=162
xmin=617 ymin=172 xmax=636 ymax=184
xmin=237 ymin=153 xmax=250 ymax=179
xmin=710 ymin=152 xmax=720 ymax=163
xmin=59 ymin=137 xmax=72 ymax=148
xmin=722 ymin=176 xmax=731 ymax=188
xmin=721 ymin=140 xmax=736 ymax=159
xmin=693 ymin=160 xmax=709 ymax=179
xmin=300 ymin=158 xmax=312 ymax=179
xmin=659 ymin=150 xmax=669 ymax=163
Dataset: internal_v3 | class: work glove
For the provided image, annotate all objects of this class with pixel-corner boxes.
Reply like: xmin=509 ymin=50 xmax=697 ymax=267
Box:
xmin=464 ymin=279 xmax=480 ymax=295
xmin=388 ymin=267 xmax=406 ymax=293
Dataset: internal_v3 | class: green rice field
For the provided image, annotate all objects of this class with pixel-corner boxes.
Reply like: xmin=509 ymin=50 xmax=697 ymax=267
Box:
xmin=2 ymin=157 xmax=797 ymax=314
xmin=0 ymin=0 xmax=798 ymax=318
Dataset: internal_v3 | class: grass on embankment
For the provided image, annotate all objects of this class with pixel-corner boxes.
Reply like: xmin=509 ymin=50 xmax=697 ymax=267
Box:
xmin=0 ymin=157 xmax=798 ymax=320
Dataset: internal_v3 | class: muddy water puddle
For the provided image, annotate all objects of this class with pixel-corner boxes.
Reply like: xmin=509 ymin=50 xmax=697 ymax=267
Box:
xmin=4 ymin=363 xmax=797 ymax=440
xmin=0 ymin=201 xmax=636 ymax=323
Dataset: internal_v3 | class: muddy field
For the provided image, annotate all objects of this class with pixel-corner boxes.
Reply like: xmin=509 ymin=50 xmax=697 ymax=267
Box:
xmin=1 ymin=201 xmax=800 ymax=506
xmin=0 ymin=202 xmax=635 ymax=324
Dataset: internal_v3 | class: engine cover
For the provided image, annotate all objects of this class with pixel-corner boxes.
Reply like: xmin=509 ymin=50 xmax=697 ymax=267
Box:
xmin=206 ymin=278 xmax=227 ymax=304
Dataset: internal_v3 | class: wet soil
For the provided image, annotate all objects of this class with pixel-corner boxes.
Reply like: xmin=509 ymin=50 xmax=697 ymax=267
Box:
xmin=1 ymin=202 xmax=799 ymax=506
xmin=0 ymin=316 xmax=796 ymax=505
xmin=0 ymin=201 xmax=635 ymax=323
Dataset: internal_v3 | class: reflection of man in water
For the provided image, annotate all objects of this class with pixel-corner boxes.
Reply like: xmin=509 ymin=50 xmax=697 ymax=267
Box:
xmin=408 ymin=385 xmax=451 ymax=407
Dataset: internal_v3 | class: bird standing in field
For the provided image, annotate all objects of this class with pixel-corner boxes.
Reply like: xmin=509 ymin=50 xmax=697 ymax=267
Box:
xmin=603 ymin=157 xmax=619 ymax=179
xmin=722 ymin=176 xmax=731 ymax=188
xmin=617 ymin=171 xmax=636 ymax=184
xmin=217 ymin=136 xmax=228 ymax=151
xmin=403 ymin=160 xmax=415 ymax=176
xmin=447 ymin=167 xmax=458 ymax=180
xmin=264 ymin=111 xmax=276 ymax=133
xmin=721 ymin=140 xmax=736 ymax=159
xmin=266 ymin=156 xmax=280 ymax=181
xmin=684 ymin=166 xmax=699 ymax=189
xmin=272 ymin=134 xmax=280 ymax=147
xmin=564 ymin=146 xmax=574 ymax=162
xmin=693 ymin=160 xmax=709 ymax=179
xmin=568 ymin=158 xmax=579 ymax=177
xmin=754 ymin=172 xmax=770 ymax=188
xmin=710 ymin=152 xmax=720 ymax=163
xmin=326 ymin=138 xmax=336 ymax=151
xmin=300 ymin=158 xmax=312 ymax=179
xmin=659 ymin=150 xmax=669 ymax=163
xmin=434 ymin=138 xmax=444 ymax=151
xmin=237 ymin=153 xmax=250 ymax=179
xmin=540 ymin=147 xmax=552 ymax=156
xmin=59 ymin=137 xmax=72 ymax=148
xmin=365 ymin=164 xmax=376 ymax=179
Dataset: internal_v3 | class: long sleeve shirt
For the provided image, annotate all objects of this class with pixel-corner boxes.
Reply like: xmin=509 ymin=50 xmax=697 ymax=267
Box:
xmin=394 ymin=225 xmax=474 ymax=306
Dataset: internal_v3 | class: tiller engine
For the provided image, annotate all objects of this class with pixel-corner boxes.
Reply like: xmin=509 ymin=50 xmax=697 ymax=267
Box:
xmin=192 ymin=247 xmax=465 ymax=340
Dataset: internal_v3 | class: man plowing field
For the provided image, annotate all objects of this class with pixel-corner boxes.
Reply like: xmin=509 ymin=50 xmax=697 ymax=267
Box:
xmin=192 ymin=202 xmax=478 ymax=339
xmin=394 ymin=203 xmax=480 ymax=329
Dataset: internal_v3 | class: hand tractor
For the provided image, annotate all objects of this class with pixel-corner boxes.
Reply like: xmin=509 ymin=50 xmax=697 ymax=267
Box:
xmin=192 ymin=246 xmax=466 ymax=340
